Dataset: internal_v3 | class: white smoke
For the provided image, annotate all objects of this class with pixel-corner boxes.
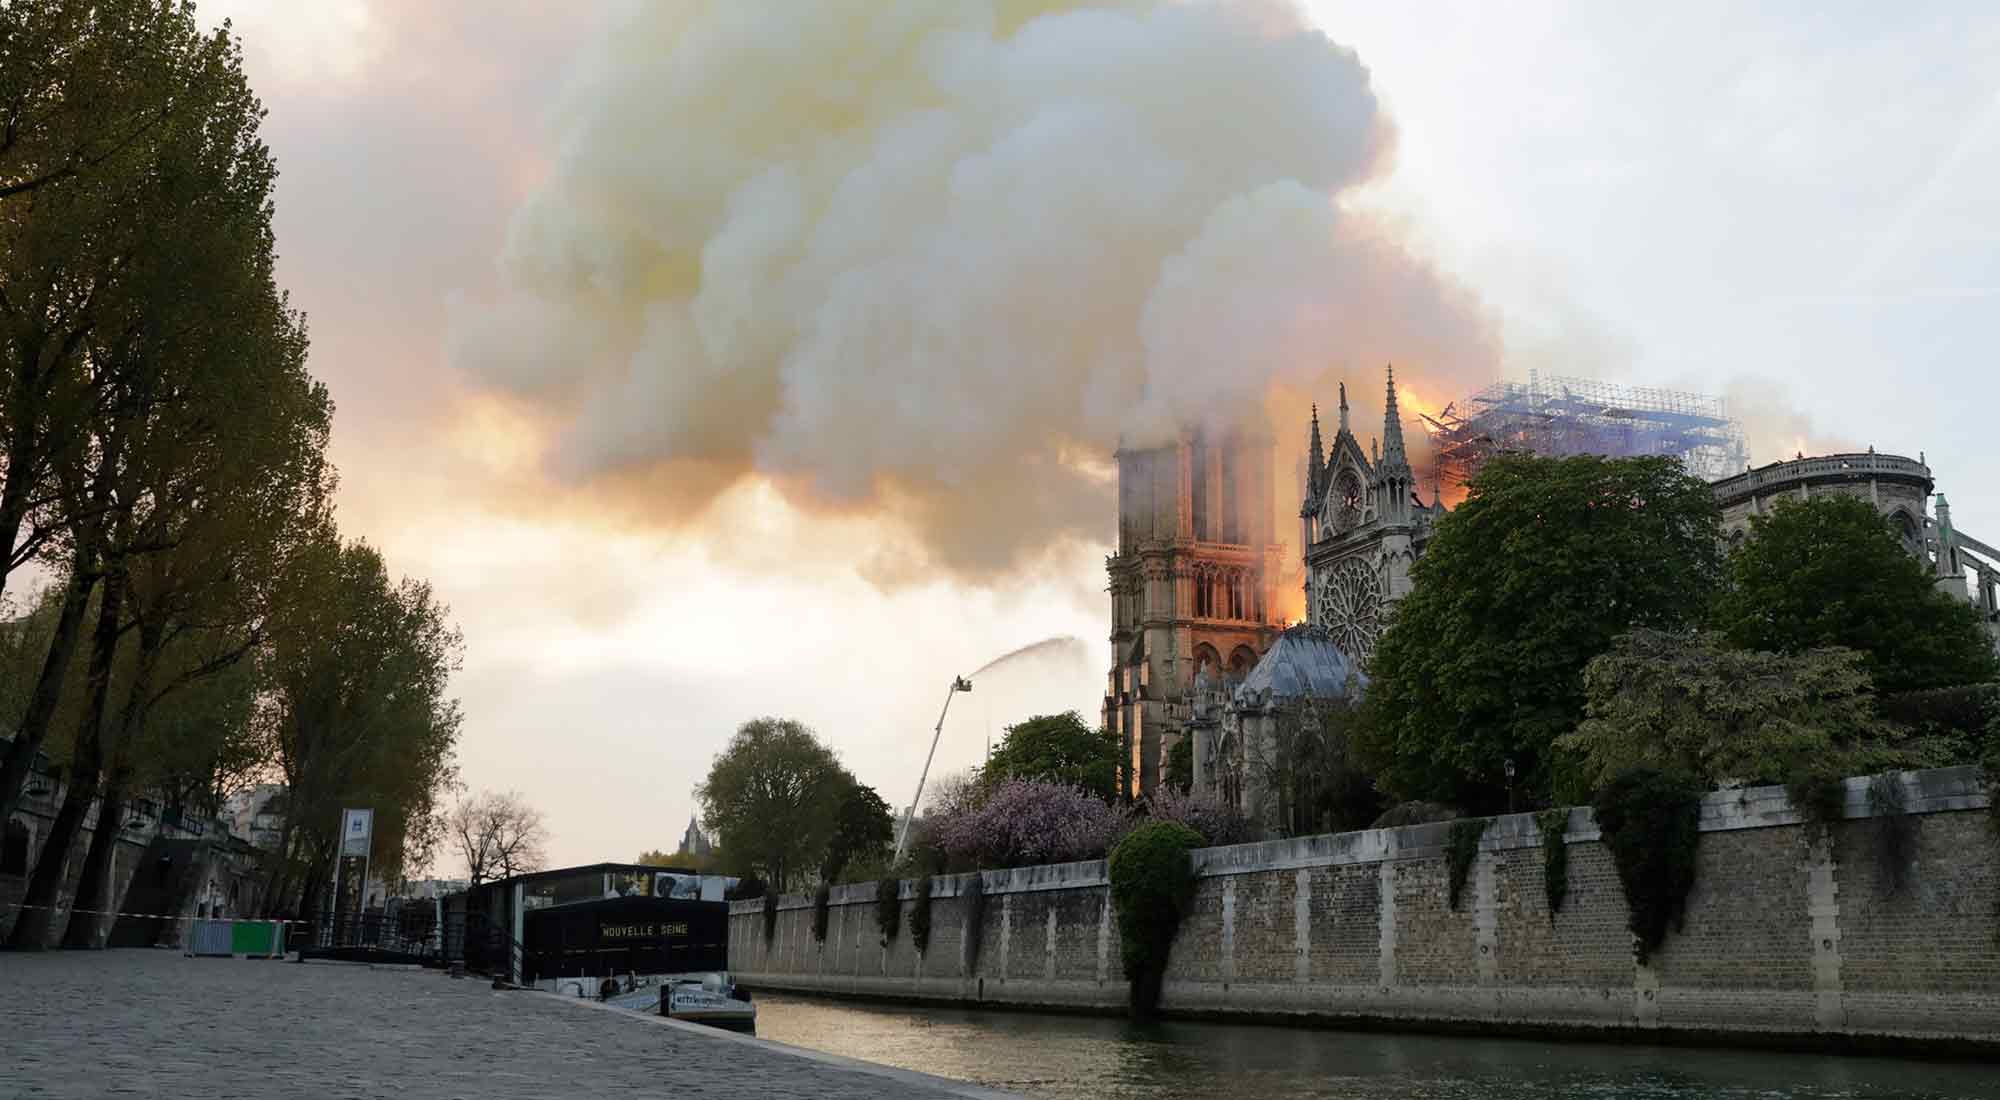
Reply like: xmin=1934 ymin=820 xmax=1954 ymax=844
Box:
xmin=454 ymin=0 xmax=1500 ymax=580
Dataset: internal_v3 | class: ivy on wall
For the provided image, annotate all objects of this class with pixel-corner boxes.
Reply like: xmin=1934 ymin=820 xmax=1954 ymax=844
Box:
xmin=1537 ymin=809 xmax=1570 ymax=917
xmin=762 ymin=889 xmax=778 ymax=945
xmin=962 ymin=872 xmax=988 ymax=973
xmin=1108 ymin=821 xmax=1204 ymax=1017
xmin=910 ymin=874 xmax=934 ymax=954
xmin=1446 ymin=818 xmax=1488 ymax=911
xmin=811 ymin=883 xmax=831 ymax=943
xmin=876 ymin=877 xmax=902 ymax=944
xmin=1787 ymin=767 xmax=1848 ymax=838
xmin=1867 ymin=773 xmax=1914 ymax=896
xmin=1592 ymin=768 xmax=1702 ymax=964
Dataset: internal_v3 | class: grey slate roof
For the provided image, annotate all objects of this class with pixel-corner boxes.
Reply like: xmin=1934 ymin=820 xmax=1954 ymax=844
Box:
xmin=1232 ymin=624 xmax=1367 ymax=709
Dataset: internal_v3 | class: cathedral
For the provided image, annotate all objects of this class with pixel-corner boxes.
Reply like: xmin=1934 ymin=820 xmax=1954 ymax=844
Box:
xmin=1103 ymin=365 xmax=1428 ymax=800
xmin=1110 ymin=363 xmax=2000 ymax=815
xmin=1298 ymin=366 xmax=1447 ymax=663
xmin=1101 ymin=421 xmax=1285 ymax=798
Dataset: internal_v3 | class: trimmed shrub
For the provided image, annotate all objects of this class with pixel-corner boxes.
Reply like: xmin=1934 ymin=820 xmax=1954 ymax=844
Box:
xmin=1537 ymin=809 xmax=1570 ymax=918
xmin=761 ymin=889 xmax=778 ymax=945
xmin=1446 ymin=818 xmax=1488 ymax=911
xmin=910 ymin=874 xmax=935 ymax=954
xmin=1592 ymin=768 xmax=1702 ymax=964
xmin=811 ymin=883 xmax=830 ymax=943
xmin=1108 ymin=821 xmax=1203 ymax=1017
xmin=875 ymin=877 xmax=901 ymax=943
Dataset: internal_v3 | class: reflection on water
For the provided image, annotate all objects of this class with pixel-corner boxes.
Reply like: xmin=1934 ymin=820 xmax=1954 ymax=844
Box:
xmin=748 ymin=993 xmax=1993 ymax=1099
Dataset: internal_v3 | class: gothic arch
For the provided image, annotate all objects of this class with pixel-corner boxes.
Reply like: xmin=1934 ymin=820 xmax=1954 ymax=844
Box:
xmin=1193 ymin=642 xmax=1222 ymax=677
xmin=1227 ymin=645 xmax=1258 ymax=679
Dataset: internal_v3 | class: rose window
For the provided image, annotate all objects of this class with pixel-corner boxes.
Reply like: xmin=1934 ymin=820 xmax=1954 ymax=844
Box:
xmin=1317 ymin=557 xmax=1383 ymax=658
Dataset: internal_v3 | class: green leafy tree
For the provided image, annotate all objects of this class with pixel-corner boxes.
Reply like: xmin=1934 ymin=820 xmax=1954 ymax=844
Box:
xmin=256 ymin=532 xmax=463 ymax=915
xmin=1558 ymin=630 xmax=1924 ymax=799
xmin=1243 ymin=695 xmax=1381 ymax=836
xmin=696 ymin=717 xmax=850 ymax=893
xmin=821 ymin=780 xmax=893 ymax=882
xmin=1359 ymin=454 xmax=1723 ymax=811
xmin=1711 ymin=496 xmax=1999 ymax=694
xmin=980 ymin=711 xmax=1120 ymax=801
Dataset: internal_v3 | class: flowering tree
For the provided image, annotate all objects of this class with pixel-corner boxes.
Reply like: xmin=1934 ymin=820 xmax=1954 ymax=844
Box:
xmin=1140 ymin=786 xmax=1255 ymax=847
xmin=931 ymin=778 xmax=1131 ymax=869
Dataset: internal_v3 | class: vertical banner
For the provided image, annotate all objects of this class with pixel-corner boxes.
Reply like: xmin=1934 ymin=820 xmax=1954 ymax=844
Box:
xmin=332 ymin=808 xmax=375 ymax=945
xmin=340 ymin=808 xmax=374 ymax=857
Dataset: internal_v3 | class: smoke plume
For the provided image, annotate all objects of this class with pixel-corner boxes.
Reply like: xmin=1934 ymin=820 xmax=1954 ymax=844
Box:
xmin=454 ymin=0 xmax=1501 ymax=581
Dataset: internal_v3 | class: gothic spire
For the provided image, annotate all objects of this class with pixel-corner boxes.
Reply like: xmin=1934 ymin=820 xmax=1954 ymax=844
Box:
xmin=1338 ymin=381 xmax=1350 ymax=432
xmin=1381 ymin=363 xmax=1410 ymax=472
xmin=1308 ymin=403 xmax=1325 ymax=491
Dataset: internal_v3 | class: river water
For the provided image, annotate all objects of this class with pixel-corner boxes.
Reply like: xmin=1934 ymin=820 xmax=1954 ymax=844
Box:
xmin=749 ymin=994 xmax=1996 ymax=1099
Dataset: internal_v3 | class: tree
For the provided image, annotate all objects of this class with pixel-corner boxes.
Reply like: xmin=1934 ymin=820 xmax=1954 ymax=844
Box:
xmin=927 ymin=778 xmax=1131 ymax=869
xmin=450 ymin=789 xmax=549 ymax=885
xmin=1239 ymin=695 xmax=1382 ymax=837
xmin=980 ymin=711 xmax=1120 ymax=801
xmin=1557 ymin=630 xmax=1924 ymax=797
xmin=695 ymin=717 xmax=850 ymax=893
xmin=1 ymin=1 xmax=244 ymax=607
xmin=1164 ymin=734 xmax=1193 ymax=794
xmin=1710 ymin=495 xmax=1999 ymax=694
xmin=256 ymin=533 xmax=463 ymax=915
xmin=1358 ymin=454 xmax=1724 ymax=811
xmin=820 ymin=781 xmax=893 ymax=883
xmin=0 ymin=2 xmax=323 ymax=835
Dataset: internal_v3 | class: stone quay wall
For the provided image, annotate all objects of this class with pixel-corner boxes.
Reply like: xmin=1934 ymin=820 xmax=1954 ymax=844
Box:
xmin=729 ymin=766 xmax=2000 ymax=1051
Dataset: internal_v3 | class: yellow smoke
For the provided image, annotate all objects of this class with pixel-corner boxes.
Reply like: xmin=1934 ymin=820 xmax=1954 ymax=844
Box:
xmin=453 ymin=0 xmax=1501 ymax=582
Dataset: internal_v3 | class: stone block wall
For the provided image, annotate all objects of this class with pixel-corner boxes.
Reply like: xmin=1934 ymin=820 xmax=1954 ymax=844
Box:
xmin=730 ymin=767 xmax=2000 ymax=1050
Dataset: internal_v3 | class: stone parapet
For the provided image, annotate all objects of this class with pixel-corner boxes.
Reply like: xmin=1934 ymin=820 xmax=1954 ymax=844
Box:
xmin=731 ymin=766 xmax=2000 ymax=1053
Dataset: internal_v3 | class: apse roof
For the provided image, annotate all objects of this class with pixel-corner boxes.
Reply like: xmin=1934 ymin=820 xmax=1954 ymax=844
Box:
xmin=1233 ymin=624 xmax=1367 ymax=708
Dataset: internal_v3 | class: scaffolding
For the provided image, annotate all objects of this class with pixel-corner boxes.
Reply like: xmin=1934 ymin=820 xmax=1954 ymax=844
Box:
xmin=1421 ymin=374 xmax=1748 ymax=491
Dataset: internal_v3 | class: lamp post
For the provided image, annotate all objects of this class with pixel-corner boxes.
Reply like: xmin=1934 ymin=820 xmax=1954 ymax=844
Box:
xmin=1504 ymin=758 xmax=1516 ymax=815
xmin=892 ymin=676 xmax=972 ymax=865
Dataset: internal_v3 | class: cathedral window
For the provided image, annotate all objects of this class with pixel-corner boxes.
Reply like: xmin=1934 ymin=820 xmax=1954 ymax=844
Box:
xmin=1317 ymin=557 xmax=1384 ymax=658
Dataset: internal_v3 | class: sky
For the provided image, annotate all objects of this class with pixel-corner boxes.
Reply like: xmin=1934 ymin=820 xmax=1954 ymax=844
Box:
xmin=194 ymin=0 xmax=1999 ymax=871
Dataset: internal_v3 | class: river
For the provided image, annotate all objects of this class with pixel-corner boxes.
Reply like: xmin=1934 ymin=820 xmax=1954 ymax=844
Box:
xmin=748 ymin=993 xmax=1996 ymax=1099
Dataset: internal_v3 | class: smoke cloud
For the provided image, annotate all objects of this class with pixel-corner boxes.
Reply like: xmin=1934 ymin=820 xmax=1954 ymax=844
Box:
xmin=453 ymin=0 xmax=1501 ymax=581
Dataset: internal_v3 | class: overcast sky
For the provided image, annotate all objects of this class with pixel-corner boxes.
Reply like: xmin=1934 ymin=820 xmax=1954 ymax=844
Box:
xmin=195 ymin=1 xmax=1998 ymax=870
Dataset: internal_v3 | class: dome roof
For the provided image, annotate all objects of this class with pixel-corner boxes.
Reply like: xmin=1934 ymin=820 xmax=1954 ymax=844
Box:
xmin=1232 ymin=624 xmax=1367 ymax=710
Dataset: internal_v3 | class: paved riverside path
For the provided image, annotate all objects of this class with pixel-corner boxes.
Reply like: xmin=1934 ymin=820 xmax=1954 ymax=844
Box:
xmin=0 ymin=950 xmax=1012 ymax=1099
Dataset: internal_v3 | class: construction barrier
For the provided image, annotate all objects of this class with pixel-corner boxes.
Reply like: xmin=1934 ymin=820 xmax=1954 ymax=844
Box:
xmin=189 ymin=918 xmax=287 ymax=958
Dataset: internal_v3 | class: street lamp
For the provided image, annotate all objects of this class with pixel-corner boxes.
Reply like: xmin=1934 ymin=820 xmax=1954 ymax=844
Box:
xmin=1503 ymin=758 xmax=1516 ymax=815
xmin=892 ymin=676 xmax=972 ymax=865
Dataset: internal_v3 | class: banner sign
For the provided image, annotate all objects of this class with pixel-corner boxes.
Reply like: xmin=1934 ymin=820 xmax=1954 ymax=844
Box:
xmin=599 ymin=921 xmax=690 ymax=942
xmin=339 ymin=808 xmax=374 ymax=858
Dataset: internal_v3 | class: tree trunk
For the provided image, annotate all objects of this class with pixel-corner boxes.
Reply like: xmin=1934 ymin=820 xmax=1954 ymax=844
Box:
xmin=59 ymin=768 xmax=128 ymax=949
xmin=0 ymin=563 xmax=96 ymax=826
xmin=62 ymin=621 xmax=161 ymax=949
xmin=7 ymin=571 xmax=124 ymax=949
xmin=0 ymin=454 xmax=30 ymax=607
xmin=8 ymin=572 xmax=122 ymax=946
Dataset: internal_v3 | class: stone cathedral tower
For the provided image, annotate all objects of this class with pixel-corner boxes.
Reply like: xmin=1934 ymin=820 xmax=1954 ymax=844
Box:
xmin=1103 ymin=424 xmax=1284 ymax=799
xmin=1301 ymin=365 xmax=1444 ymax=662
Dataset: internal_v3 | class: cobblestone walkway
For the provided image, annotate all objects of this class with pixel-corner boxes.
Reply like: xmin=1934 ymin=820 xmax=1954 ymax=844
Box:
xmin=0 ymin=950 xmax=1011 ymax=1099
